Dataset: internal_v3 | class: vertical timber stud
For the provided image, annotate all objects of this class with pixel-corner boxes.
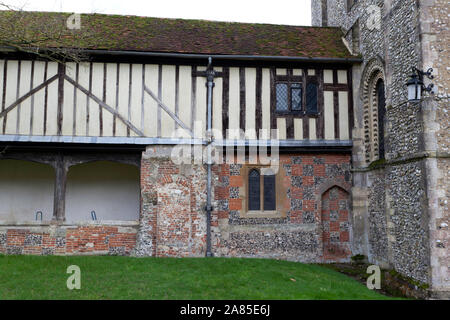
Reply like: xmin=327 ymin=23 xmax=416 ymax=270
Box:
xmin=270 ymin=68 xmax=277 ymax=133
xmin=239 ymin=67 xmax=246 ymax=132
xmin=57 ymin=63 xmax=65 ymax=136
xmin=53 ymin=154 xmax=68 ymax=221
xmin=43 ymin=61 xmax=48 ymax=135
xmin=286 ymin=69 xmax=294 ymax=139
xmin=157 ymin=64 xmax=162 ymax=138
xmin=347 ymin=68 xmax=354 ymax=139
xmin=317 ymin=69 xmax=325 ymax=139
xmin=1 ymin=60 xmax=7 ymax=134
xmin=15 ymin=61 xmax=21 ymax=135
xmin=303 ymin=68 xmax=309 ymax=139
xmin=29 ymin=60 xmax=35 ymax=135
xmin=222 ymin=67 xmax=229 ymax=139
xmin=333 ymin=70 xmax=340 ymax=140
xmin=255 ymin=67 xmax=262 ymax=138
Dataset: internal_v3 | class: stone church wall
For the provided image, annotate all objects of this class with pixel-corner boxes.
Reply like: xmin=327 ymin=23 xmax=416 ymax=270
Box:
xmin=312 ymin=0 xmax=449 ymax=291
xmin=136 ymin=146 xmax=353 ymax=263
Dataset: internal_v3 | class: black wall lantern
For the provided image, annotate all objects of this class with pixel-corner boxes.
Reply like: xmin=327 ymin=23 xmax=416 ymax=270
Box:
xmin=406 ymin=67 xmax=434 ymax=102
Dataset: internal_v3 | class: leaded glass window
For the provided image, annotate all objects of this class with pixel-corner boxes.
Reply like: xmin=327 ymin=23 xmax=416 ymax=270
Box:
xmin=291 ymin=84 xmax=302 ymax=111
xmin=306 ymin=82 xmax=318 ymax=114
xmin=248 ymin=169 xmax=260 ymax=210
xmin=263 ymin=173 xmax=276 ymax=211
xmin=275 ymin=82 xmax=302 ymax=114
xmin=248 ymin=168 xmax=276 ymax=212
xmin=276 ymin=83 xmax=288 ymax=111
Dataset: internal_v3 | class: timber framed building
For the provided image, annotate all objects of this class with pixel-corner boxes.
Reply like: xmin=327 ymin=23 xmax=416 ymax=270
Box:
xmin=0 ymin=6 xmax=448 ymax=298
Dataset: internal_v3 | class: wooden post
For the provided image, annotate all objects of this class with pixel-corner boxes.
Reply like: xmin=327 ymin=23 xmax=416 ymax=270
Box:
xmin=52 ymin=154 xmax=67 ymax=221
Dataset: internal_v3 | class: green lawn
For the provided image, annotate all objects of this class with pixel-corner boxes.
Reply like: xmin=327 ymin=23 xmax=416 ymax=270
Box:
xmin=0 ymin=255 xmax=396 ymax=300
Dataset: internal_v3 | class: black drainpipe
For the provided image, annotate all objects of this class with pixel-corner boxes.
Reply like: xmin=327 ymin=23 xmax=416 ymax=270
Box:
xmin=205 ymin=57 xmax=215 ymax=257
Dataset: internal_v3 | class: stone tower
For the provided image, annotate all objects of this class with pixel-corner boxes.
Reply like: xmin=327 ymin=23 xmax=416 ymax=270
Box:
xmin=311 ymin=0 xmax=449 ymax=298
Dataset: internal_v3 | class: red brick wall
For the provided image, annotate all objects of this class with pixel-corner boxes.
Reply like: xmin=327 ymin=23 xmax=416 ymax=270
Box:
xmin=211 ymin=153 xmax=352 ymax=262
xmin=137 ymin=152 xmax=207 ymax=257
xmin=321 ymin=186 xmax=351 ymax=261
xmin=0 ymin=225 xmax=137 ymax=255
xmin=1 ymin=150 xmax=352 ymax=261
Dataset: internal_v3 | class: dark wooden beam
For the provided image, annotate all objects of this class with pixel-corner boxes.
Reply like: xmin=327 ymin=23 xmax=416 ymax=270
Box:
xmin=334 ymin=90 xmax=340 ymax=140
xmin=239 ymin=67 xmax=246 ymax=131
xmin=53 ymin=154 xmax=67 ymax=221
xmin=175 ymin=65 xmax=179 ymax=130
xmin=302 ymin=69 xmax=309 ymax=139
xmin=29 ymin=60 xmax=35 ymax=135
xmin=57 ymin=63 xmax=65 ymax=136
xmin=1 ymin=60 xmax=7 ymax=134
xmin=143 ymin=85 xmax=194 ymax=137
xmin=255 ymin=67 xmax=262 ymax=138
xmin=191 ymin=65 xmax=197 ymax=131
xmin=270 ymin=68 xmax=276 ymax=131
xmin=157 ymin=64 xmax=162 ymax=137
xmin=43 ymin=61 xmax=48 ymax=135
xmin=222 ymin=67 xmax=229 ymax=139
xmin=64 ymin=75 xmax=145 ymax=137
xmin=348 ymin=68 xmax=354 ymax=139
xmin=127 ymin=63 xmax=132 ymax=137
xmin=317 ymin=68 xmax=325 ymax=139
xmin=0 ymin=74 xmax=58 ymax=120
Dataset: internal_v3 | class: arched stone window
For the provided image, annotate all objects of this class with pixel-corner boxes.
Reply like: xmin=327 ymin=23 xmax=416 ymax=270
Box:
xmin=361 ymin=59 xmax=386 ymax=164
xmin=376 ymin=79 xmax=386 ymax=159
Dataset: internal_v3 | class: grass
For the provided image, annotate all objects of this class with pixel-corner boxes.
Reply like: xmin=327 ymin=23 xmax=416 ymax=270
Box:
xmin=0 ymin=255 xmax=399 ymax=300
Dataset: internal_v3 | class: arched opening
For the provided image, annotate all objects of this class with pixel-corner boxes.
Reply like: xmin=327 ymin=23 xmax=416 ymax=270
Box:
xmin=65 ymin=161 xmax=140 ymax=222
xmin=321 ymin=185 xmax=351 ymax=261
xmin=0 ymin=160 xmax=55 ymax=222
xmin=376 ymin=79 xmax=386 ymax=159
xmin=361 ymin=60 xmax=386 ymax=164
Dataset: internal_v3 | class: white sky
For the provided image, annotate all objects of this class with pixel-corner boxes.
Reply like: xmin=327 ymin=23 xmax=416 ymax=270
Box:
xmin=1 ymin=0 xmax=312 ymax=26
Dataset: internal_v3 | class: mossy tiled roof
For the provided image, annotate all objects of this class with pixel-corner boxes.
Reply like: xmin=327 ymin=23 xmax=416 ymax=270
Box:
xmin=0 ymin=10 xmax=354 ymax=59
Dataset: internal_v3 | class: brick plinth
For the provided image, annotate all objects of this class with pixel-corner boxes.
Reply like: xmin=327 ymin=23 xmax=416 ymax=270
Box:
xmin=0 ymin=224 xmax=137 ymax=255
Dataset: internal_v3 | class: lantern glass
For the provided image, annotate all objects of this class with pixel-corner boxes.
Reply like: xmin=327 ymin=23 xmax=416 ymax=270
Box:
xmin=408 ymin=82 xmax=421 ymax=101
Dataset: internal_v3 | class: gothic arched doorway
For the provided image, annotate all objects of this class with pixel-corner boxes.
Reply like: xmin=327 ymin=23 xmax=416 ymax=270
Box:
xmin=321 ymin=186 xmax=351 ymax=261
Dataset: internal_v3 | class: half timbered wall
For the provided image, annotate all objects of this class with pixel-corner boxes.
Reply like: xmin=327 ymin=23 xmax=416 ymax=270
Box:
xmin=0 ymin=59 xmax=352 ymax=143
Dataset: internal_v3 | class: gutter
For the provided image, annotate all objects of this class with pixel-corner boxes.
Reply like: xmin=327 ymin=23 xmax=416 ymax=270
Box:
xmin=0 ymin=46 xmax=363 ymax=64
xmin=83 ymin=49 xmax=363 ymax=64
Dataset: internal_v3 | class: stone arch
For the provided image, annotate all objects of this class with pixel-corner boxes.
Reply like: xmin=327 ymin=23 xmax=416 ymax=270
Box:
xmin=320 ymin=184 xmax=351 ymax=262
xmin=360 ymin=58 xmax=386 ymax=164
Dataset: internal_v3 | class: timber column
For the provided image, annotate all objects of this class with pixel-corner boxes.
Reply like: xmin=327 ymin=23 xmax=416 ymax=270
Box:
xmin=52 ymin=154 xmax=68 ymax=222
